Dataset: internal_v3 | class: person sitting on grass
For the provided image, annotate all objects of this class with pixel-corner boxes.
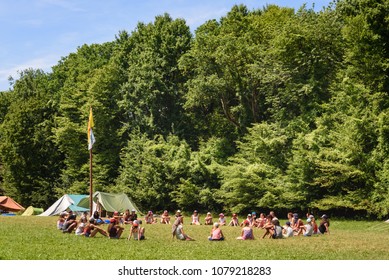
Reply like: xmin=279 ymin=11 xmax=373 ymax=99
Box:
xmin=228 ymin=213 xmax=239 ymax=226
xmin=62 ymin=210 xmax=78 ymax=234
xmin=318 ymin=214 xmax=330 ymax=235
xmin=301 ymin=218 xmax=313 ymax=237
xmin=251 ymin=212 xmax=258 ymax=227
xmin=145 ymin=211 xmax=157 ymax=224
xmin=108 ymin=217 xmax=124 ymax=239
xmin=218 ymin=213 xmax=227 ymax=226
xmin=127 ymin=220 xmax=145 ymax=241
xmin=113 ymin=211 xmax=122 ymax=224
xmin=160 ymin=210 xmax=171 ymax=224
xmin=237 ymin=220 xmax=254 ymax=240
xmin=172 ymin=216 xmax=194 ymax=241
xmin=57 ymin=211 xmax=67 ymax=230
xmin=269 ymin=211 xmax=277 ymax=220
xmin=292 ymin=213 xmax=304 ymax=235
xmin=204 ymin=212 xmax=213 ymax=225
xmin=208 ymin=222 xmax=225 ymax=241
xmin=292 ymin=213 xmax=299 ymax=225
xmin=127 ymin=209 xmax=137 ymax=223
xmin=283 ymin=221 xmax=294 ymax=238
xmin=256 ymin=213 xmax=266 ymax=228
xmin=287 ymin=212 xmax=294 ymax=226
xmin=122 ymin=209 xmax=132 ymax=225
xmin=79 ymin=211 xmax=88 ymax=224
xmin=240 ymin=213 xmax=252 ymax=227
xmin=75 ymin=212 xmax=88 ymax=236
xmin=308 ymin=215 xmax=318 ymax=234
xmin=190 ymin=210 xmax=201 ymax=225
xmin=82 ymin=217 xmax=109 ymax=238
xmin=93 ymin=211 xmax=105 ymax=225
xmin=271 ymin=218 xmax=283 ymax=239
xmin=261 ymin=215 xmax=275 ymax=239
xmin=174 ymin=210 xmax=184 ymax=224
xmin=75 ymin=222 xmax=86 ymax=235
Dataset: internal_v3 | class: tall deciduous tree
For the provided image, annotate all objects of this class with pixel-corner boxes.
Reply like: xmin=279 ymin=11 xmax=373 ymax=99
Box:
xmin=216 ymin=123 xmax=290 ymax=213
xmin=119 ymin=14 xmax=192 ymax=139
xmin=0 ymin=69 xmax=62 ymax=207
xmin=52 ymin=42 xmax=115 ymax=193
xmin=115 ymin=132 xmax=191 ymax=211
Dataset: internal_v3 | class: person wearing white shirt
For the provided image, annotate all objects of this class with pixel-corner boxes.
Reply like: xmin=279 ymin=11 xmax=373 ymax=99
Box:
xmin=283 ymin=221 xmax=294 ymax=238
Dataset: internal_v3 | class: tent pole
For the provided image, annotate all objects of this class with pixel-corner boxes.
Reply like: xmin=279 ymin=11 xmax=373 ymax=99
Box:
xmin=89 ymin=147 xmax=93 ymax=216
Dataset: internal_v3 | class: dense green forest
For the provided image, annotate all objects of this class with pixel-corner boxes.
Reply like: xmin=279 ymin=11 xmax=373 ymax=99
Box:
xmin=1 ymin=0 xmax=389 ymax=218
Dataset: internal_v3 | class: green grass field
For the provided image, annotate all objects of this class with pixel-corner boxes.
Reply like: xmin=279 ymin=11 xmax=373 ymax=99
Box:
xmin=1 ymin=216 xmax=389 ymax=260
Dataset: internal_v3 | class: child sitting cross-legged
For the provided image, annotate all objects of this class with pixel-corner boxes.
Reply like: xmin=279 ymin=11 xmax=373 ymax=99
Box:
xmin=127 ymin=220 xmax=145 ymax=241
xmin=208 ymin=222 xmax=225 ymax=241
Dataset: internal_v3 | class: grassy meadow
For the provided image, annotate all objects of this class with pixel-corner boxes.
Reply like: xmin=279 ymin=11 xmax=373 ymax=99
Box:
xmin=1 ymin=216 xmax=389 ymax=260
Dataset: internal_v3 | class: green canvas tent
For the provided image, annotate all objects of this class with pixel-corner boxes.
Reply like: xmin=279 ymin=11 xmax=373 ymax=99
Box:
xmin=77 ymin=192 xmax=142 ymax=214
xmin=22 ymin=206 xmax=44 ymax=216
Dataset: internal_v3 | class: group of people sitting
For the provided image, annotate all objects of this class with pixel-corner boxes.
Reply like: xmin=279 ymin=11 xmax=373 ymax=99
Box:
xmin=56 ymin=208 xmax=330 ymax=241
xmin=57 ymin=209 xmax=145 ymax=240
xmin=235 ymin=211 xmax=330 ymax=239
xmin=169 ymin=209 xmax=330 ymax=241
xmin=176 ymin=210 xmax=330 ymax=240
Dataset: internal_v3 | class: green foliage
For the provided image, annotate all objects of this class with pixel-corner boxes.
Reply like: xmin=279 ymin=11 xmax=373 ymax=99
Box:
xmin=173 ymin=137 xmax=231 ymax=212
xmin=3 ymin=2 xmax=389 ymax=218
xmin=52 ymin=43 xmax=115 ymax=193
xmin=217 ymin=123 xmax=290 ymax=213
xmin=115 ymin=132 xmax=191 ymax=211
xmin=119 ymin=14 xmax=192 ymax=139
xmin=0 ymin=69 xmax=62 ymax=207
xmin=338 ymin=0 xmax=389 ymax=92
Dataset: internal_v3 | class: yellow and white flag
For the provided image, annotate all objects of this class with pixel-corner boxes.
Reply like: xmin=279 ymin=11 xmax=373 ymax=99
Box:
xmin=88 ymin=107 xmax=95 ymax=150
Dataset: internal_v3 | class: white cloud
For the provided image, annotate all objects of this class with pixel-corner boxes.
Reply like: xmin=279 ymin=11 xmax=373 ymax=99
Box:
xmin=0 ymin=54 xmax=59 ymax=91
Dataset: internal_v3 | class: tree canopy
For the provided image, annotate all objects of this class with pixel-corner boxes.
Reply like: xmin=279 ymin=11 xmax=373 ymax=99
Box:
xmin=1 ymin=0 xmax=389 ymax=218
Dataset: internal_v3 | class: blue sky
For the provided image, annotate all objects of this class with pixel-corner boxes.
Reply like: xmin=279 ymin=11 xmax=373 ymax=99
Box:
xmin=0 ymin=0 xmax=332 ymax=91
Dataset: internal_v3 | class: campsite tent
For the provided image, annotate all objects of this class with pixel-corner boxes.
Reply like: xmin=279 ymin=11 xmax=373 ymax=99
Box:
xmin=77 ymin=192 xmax=142 ymax=214
xmin=22 ymin=206 xmax=44 ymax=216
xmin=0 ymin=196 xmax=25 ymax=212
xmin=39 ymin=194 xmax=91 ymax=216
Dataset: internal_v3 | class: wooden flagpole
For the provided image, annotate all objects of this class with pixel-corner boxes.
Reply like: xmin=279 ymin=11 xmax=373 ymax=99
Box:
xmin=89 ymin=147 xmax=93 ymax=216
xmin=88 ymin=106 xmax=95 ymax=216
